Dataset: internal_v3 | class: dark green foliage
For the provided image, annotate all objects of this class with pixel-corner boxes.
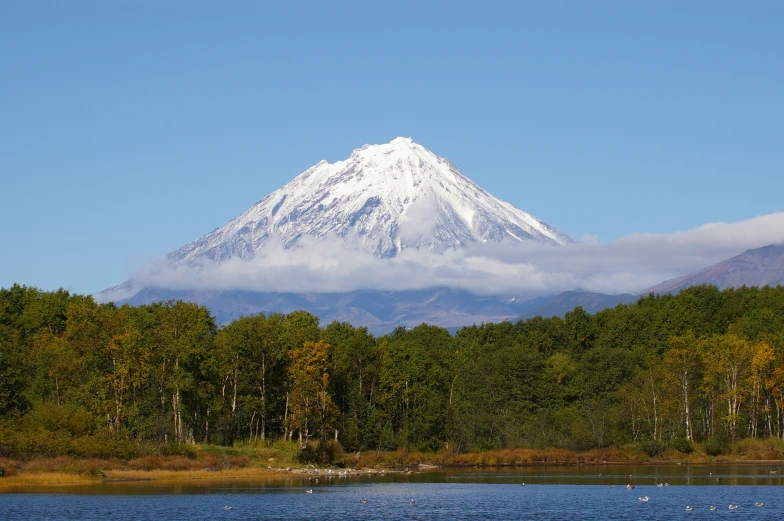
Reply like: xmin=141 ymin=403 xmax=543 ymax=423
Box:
xmin=670 ymin=437 xmax=694 ymax=454
xmin=640 ymin=438 xmax=665 ymax=457
xmin=297 ymin=440 xmax=343 ymax=465
xmin=0 ymin=324 xmax=27 ymax=416
xmin=703 ymin=432 xmax=731 ymax=456
xmin=2 ymin=283 xmax=784 ymax=458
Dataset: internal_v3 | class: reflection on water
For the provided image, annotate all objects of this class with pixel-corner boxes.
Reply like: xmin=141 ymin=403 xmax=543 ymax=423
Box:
xmin=427 ymin=464 xmax=784 ymax=487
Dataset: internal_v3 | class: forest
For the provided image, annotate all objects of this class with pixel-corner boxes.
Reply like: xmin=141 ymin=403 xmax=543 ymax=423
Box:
xmin=2 ymin=283 xmax=784 ymax=462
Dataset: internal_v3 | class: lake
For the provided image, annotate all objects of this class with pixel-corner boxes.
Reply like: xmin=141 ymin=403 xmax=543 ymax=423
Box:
xmin=2 ymin=465 xmax=783 ymax=520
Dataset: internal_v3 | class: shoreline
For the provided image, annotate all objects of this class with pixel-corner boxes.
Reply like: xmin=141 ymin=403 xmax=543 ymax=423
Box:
xmin=1 ymin=459 xmax=783 ymax=490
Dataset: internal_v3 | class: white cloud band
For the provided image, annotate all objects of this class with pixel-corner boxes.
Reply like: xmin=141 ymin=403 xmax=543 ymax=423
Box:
xmin=100 ymin=212 xmax=784 ymax=302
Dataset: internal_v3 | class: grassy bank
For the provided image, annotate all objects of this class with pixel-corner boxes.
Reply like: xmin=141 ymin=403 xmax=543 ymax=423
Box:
xmin=2 ymin=438 xmax=784 ymax=489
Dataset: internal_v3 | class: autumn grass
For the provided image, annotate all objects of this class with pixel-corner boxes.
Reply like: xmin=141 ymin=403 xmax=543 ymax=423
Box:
xmin=347 ymin=446 xmax=651 ymax=468
xmin=712 ymin=438 xmax=784 ymax=461
xmin=0 ymin=468 xmax=285 ymax=489
xmin=0 ymin=453 xmax=288 ymax=489
xmin=101 ymin=467 xmax=282 ymax=482
xmin=202 ymin=439 xmax=299 ymax=466
xmin=0 ymin=472 xmax=98 ymax=488
xmin=0 ymin=442 xmax=302 ymax=489
xmin=4 ymin=440 xmax=784 ymax=490
xmin=344 ymin=441 xmax=784 ymax=468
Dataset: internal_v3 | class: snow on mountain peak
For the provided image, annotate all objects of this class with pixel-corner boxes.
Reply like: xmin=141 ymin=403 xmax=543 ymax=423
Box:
xmin=168 ymin=138 xmax=571 ymax=264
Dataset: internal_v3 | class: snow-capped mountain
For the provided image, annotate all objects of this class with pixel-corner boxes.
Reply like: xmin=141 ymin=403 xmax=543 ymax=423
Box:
xmin=169 ymin=137 xmax=570 ymax=264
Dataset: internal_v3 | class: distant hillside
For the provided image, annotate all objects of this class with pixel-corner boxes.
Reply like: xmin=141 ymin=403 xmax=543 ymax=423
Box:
xmin=519 ymin=291 xmax=639 ymax=319
xmin=645 ymin=243 xmax=784 ymax=294
xmin=118 ymin=287 xmax=551 ymax=334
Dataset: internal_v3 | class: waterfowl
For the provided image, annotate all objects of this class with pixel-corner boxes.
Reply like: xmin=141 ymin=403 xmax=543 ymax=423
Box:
xmin=224 ymin=506 xmax=232 ymax=511
xmin=710 ymin=506 xmax=717 ymax=511
xmin=685 ymin=506 xmax=693 ymax=511
xmin=728 ymin=504 xmax=738 ymax=510
xmin=656 ymin=483 xmax=664 ymax=487
xmin=360 ymin=498 xmax=368 ymax=504
xmin=626 ymin=484 xmax=634 ymax=490
xmin=410 ymin=498 xmax=415 ymax=504
xmin=306 ymin=489 xmax=313 ymax=494
xmin=755 ymin=502 xmax=764 ymax=507
xmin=638 ymin=496 xmax=649 ymax=502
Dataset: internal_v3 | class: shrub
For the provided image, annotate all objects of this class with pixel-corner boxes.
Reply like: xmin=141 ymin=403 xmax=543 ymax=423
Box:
xmin=670 ymin=437 xmax=694 ymax=454
xmin=71 ymin=433 xmax=138 ymax=459
xmin=159 ymin=442 xmax=197 ymax=458
xmin=297 ymin=440 xmax=344 ymax=465
xmin=24 ymin=404 xmax=97 ymax=437
xmin=702 ymin=432 xmax=730 ymax=456
xmin=23 ymin=457 xmax=122 ymax=475
xmin=197 ymin=452 xmax=221 ymax=468
xmin=227 ymin=455 xmax=249 ymax=468
xmin=126 ymin=455 xmax=201 ymax=471
xmin=732 ymin=438 xmax=784 ymax=460
xmin=639 ymin=439 xmax=665 ymax=457
xmin=127 ymin=456 xmax=164 ymax=470
xmin=160 ymin=457 xmax=200 ymax=471
xmin=0 ymin=458 xmax=20 ymax=477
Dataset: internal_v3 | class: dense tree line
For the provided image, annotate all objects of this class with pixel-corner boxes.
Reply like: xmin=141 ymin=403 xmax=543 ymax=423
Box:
xmin=2 ymin=283 xmax=784 ymax=458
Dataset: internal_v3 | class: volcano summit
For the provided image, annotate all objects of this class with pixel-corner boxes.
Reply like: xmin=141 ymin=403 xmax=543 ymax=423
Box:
xmin=102 ymin=138 xmax=572 ymax=330
xmin=168 ymin=137 xmax=570 ymax=265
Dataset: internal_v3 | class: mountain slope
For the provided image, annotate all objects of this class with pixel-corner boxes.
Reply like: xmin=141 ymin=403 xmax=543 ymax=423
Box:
xmin=519 ymin=291 xmax=639 ymax=319
xmin=102 ymin=137 xmax=573 ymax=331
xmin=168 ymin=137 xmax=570 ymax=264
xmin=118 ymin=287 xmax=548 ymax=334
xmin=645 ymin=244 xmax=784 ymax=294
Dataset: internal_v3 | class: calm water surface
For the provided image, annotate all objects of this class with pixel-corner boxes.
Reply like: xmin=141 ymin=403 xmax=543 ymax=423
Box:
xmin=2 ymin=465 xmax=783 ymax=521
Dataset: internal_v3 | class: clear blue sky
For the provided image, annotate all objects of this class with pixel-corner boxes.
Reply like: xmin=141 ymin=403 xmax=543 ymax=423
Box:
xmin=1 ymin=1 xmax=782 ymax=295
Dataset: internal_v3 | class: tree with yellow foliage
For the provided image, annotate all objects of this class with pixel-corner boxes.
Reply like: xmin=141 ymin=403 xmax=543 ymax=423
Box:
xmin=749 ymin=340 xmax=775 ymax=439
xmin=701 ymin=333 xmax=751 ymax=440
xmin=663 ymin=332 xmax=701 ymax=441
xmin=287 ymin=340 xmax=338 ymax=443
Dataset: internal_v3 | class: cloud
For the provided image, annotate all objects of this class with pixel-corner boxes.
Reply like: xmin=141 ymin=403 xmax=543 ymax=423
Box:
xmin=99 ymin=213 xmax=784 ymax=302
xmin=397 ymin=195 xmax=439 ymax=241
